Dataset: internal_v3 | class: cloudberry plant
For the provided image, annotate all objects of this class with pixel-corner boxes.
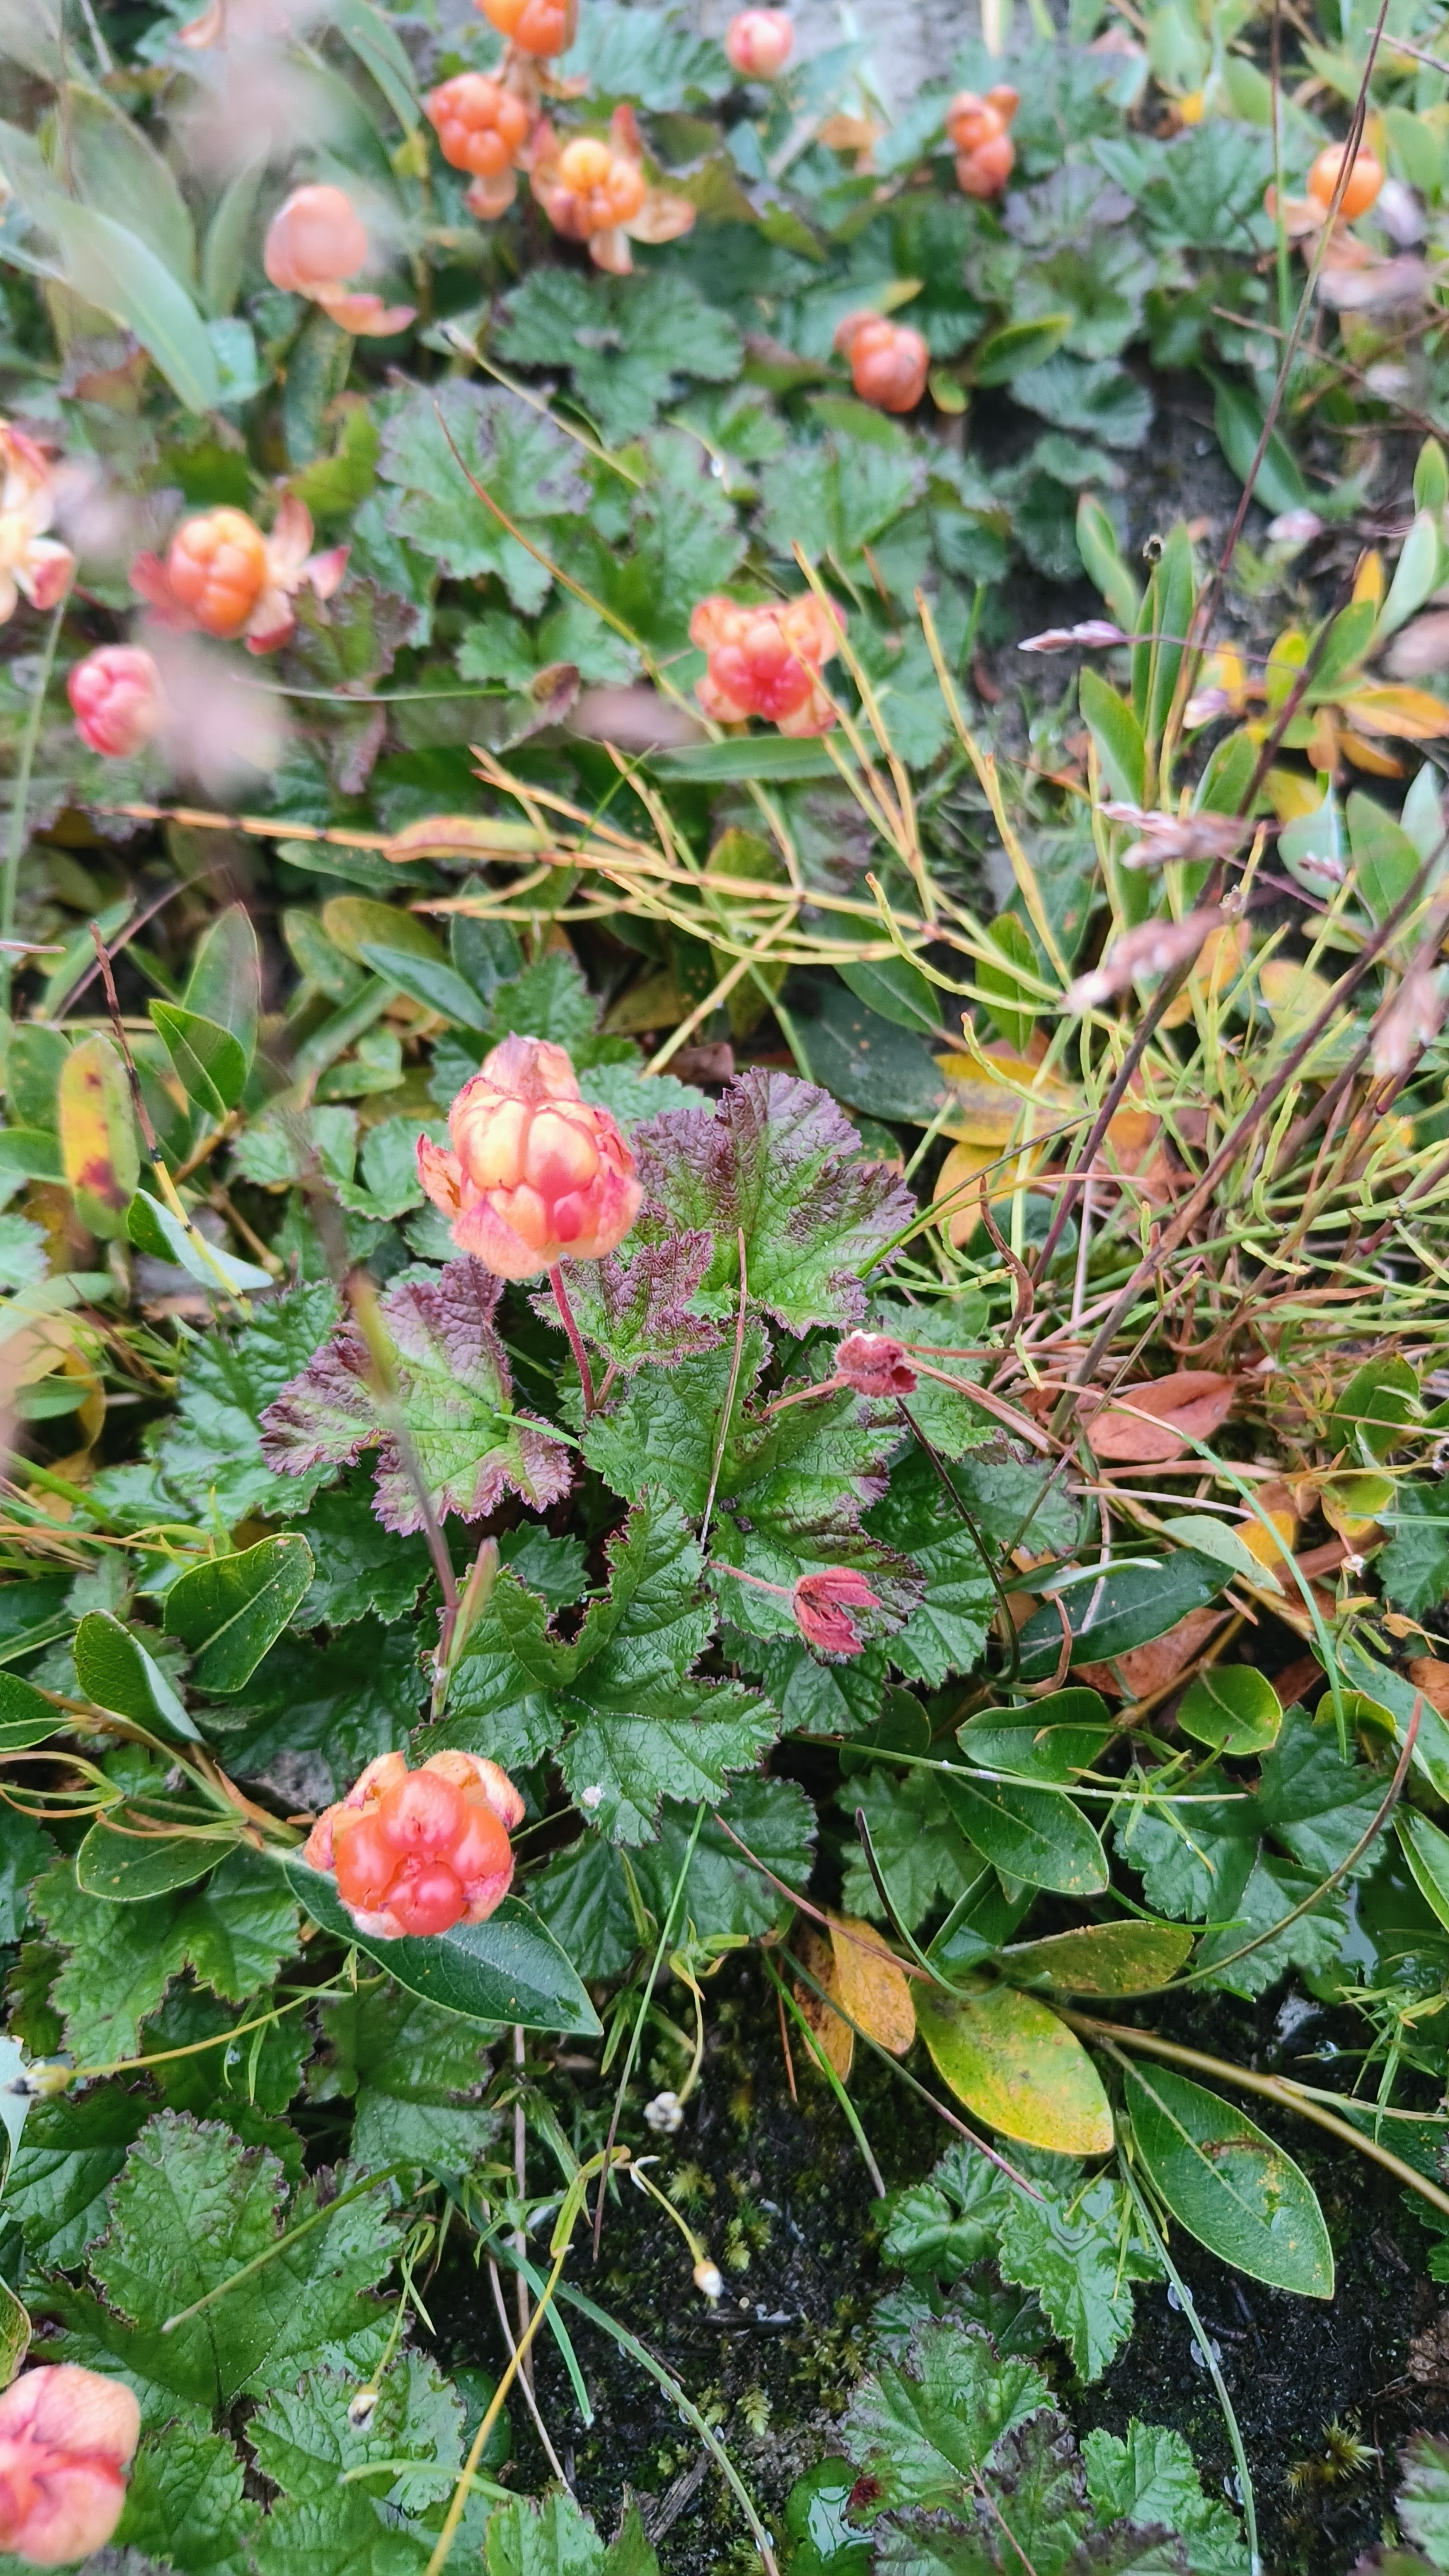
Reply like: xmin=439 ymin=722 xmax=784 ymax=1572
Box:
xmin=164 ymin=507 xmax=270 ymax=639
xmin=416 ymin=1032 xmax=642 ymax=1278
xmin=834 ymin=311 xmax=930 ymax=413
xmin=0 ymin=2368 xmax=140 ymax=2568
xmin=1308 ymin=139 xmax=1383 ymax=216
xmin=535 ymin=132 xmax=648 ymax=238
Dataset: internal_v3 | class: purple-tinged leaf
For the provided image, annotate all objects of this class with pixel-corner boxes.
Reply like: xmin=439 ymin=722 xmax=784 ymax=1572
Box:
xmin=531 ymin=1230 xmax=721 ymax=1379
xmin=259 ymin=1257 xmax=572 ymax=1533
xmin=632 ymin=1071 xmax=916 ymax=1333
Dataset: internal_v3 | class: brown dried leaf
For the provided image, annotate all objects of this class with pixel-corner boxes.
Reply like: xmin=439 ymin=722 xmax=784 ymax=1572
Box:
xmin=1083 ymin=1369 xmax=1237 ymax=1462
xmin=1078 ymin=1603 xmax=1228 ymax=1701
xmin=794 ymin=1928 xmax=853 ymax=2080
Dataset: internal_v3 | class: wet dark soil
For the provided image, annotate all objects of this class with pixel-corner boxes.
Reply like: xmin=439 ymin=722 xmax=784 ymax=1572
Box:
xmin=422 ymin=1958 xmax=1449 ymax=2575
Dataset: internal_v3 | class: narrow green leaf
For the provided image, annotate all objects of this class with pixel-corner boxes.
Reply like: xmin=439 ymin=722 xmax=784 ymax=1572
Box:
xmin=357 ymin=944 xmax=493 ymax=1031
xmin=1080 ymin=667 xmax=1147 ymax=807
xmin=75 ymin=1823 xmax=225 ymax=1903
xmin=40 ymin=197 xmax=219 ymax=412
xmin=74 ymin=1610 xmax=201 ymax=1743
xmin=148 ymin=1003 xmax=248 ymax=1116
xmin=1329 ymin=1352 xmax=1418 ymax=1462
xmin=1121 ymin=2060 xmax=1334 ymax=2296
xmin=974 ymin=313 xmax=1072 ymax=386
xmin=0 ymin=1670 xmax=60 ymax=1750
xmin=1211 ymin=378 xmax=1309 ymax=518
xmin=939 ymin=1770 xmax=1109 ymax=1896
xmin=127 ymin=1190 xmax=273 ymax=1295
xmin=1014 ymin=1553 xmax=1225 ymax=1682
xmin=163 ymin=1535 xmax=316 ymax=1694
xmin=285 ymin=1861 xmax=604 ymax=2035
xmin=184 ymin=903 xmax=262 ymax=1051
xmin=1396 ymin=1808 xmax=1449 ymax=1938
xmin=1176 ymin=1665 xmax=1281 ymax=1755
xmin=1380 ymin=511 xmax=1441 ymax=641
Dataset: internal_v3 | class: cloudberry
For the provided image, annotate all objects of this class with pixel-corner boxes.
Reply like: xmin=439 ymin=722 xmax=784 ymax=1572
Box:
xmin=166 ymin=507 xmax=270 ymax=639
xmin=725 ymin=8 xmax=792 ymax=75
xmin=690 ymin=591 xmax=845 ymax=736
xmin=305 ymin=1749 xmax=525 ymax=1941
xmin=480 ymin=0 xmax=574 ymax=57
xmin=1307 ymin=141 xmax=1382 ymax=218
xmin=68 ymin=646 xmax=164 ymax=759
xmin=417 ymin=1032 xmax=642 ymax=1277
xmin=263 ymin=183 xmax=368 ymax=296
xmin=426 ymin=72 xmax=531 ymax=178
xmin=541 ymin=134 xmax=648 ymax=236
xmin=947 ymin=86 xmax=1017 ymax=197
xmin=0 ymin=2367 xmax=140 ymax=2568
xmin=834 ymin=311 xmax=929 ymax=412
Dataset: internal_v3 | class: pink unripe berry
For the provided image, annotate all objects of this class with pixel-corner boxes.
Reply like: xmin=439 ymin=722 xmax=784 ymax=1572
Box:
xmin=726 ymin=9 xmax=792 ymax=76
xmin=67 ymin=645 xmax=164 ymax=758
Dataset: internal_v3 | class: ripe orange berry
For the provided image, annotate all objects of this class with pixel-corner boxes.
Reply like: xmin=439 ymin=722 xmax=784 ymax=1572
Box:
xmin=835 ymin=313 xmax=929 ymax=413
xmin=545 ymin=135 xmax=647 ymax=235
xmin=480 ymin=0 xmax=573 ymax=57
xmin=1307 ymin=140 xmax=1383 ymax=219
xmin=425 ymin=72 xmax=531 ymax=178
xmin=166 ymin=508 xmax=269 ymax=639
xmin=957 ymin=129 xmax=1015 ymax=197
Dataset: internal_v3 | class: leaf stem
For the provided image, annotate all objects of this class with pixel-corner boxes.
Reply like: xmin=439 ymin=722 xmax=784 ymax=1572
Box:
xmin=546 ymin=1265 xmax=596 ymax=1416
xmin=1116 ymin=2148 xmax=1261 ymax=2576
xmin=159 ymin=2164 xmax=403 ymax=2334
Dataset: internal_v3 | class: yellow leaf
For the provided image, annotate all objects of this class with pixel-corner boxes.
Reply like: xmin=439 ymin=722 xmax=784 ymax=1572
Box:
xmin=1352 ymin=549 xmax=1385 ymax=608
xmin=916 ymin=1980 xmax=1114 ymax=2154
xmin=59 ymin=1035 xmax=139 ymax=1240
xmin=1259 ymin=957 xmax=1336 ymax=1032
xmin=1264 ymin=767 xmax=1327 ymax=821
xmin=1240 ymin=1508 xmax=1297 ymax=1569
xmin=932 ymin=1138 xmax=1037 ymax=1247
xmin=383 ymin=814 xmax=551 ymax=860
xmin=1337 ymin=684 xmax=1449 ymax=739
xmin=933 ymin=1046 xmax=1074 ymax=1146
xmin=829 ymin=1914 xmax=916 ymax=2055
xmin=1265 ymin=627 xmax=1307 ymax=711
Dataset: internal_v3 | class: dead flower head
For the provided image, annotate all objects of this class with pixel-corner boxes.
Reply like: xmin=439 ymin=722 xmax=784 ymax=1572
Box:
xmin=1017 ymin=618 xmax=1128 ymax=654
xmin=1066 ymin=907 xmax=1228 ymax=1013
xmin=1099 ymin=802 xmax=1251 ymax=870
xmin=1373 ymin=964 xmax=1449 ymax=1080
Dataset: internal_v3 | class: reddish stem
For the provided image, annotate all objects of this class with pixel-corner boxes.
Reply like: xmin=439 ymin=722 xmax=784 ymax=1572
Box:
xmin=548 ymin=1264 xmax=596 ymax=1416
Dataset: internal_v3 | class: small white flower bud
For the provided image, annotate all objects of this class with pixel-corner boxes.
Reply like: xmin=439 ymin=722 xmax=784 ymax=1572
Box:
xmin=347 ymin=2388 xmax=380 ymax=2430
xmin=693 ymin=2259 xmax=724 ymax=2303
xmin=644 ymin=2090 xmax=683 ymax=2135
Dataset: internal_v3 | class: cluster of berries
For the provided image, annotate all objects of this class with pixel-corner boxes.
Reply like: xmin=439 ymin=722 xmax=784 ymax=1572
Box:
xmin=689 ymin=591 xmax=846 ymax=734
xmin=422 ymin=0 xmax=570 ymax=226
xmin=68 ymin=492 xmax=347 ymax=762
xmin=304 ymin=1748 xmax=525 ymax=1940
xmin=947 ymin=83 xmax=1018 ymax=197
